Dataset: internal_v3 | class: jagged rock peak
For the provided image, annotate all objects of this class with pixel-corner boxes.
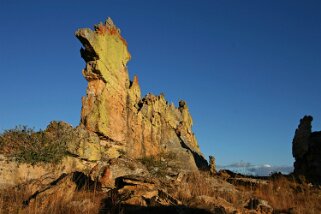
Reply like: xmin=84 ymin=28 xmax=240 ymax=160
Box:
xmin=76 ymin=18 xmax=208 ymax=170
xmin=93 ymin=17 xmax=125 ymax=43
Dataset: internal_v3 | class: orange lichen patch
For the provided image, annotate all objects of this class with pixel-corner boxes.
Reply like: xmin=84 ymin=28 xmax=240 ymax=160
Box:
xmin=95 ymin=22 xmax=108 ymax=35
xmin=107 ymin=26 xmax=128 ymax=46
xmin=107 ymin=26 xmax=118 ymax=35
xmin=94 ymin=22 xmax=128 ymax=46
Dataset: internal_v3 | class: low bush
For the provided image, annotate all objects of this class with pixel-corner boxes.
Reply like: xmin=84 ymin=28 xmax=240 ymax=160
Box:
xmin=0 ymin=124 xmax=68 ymax=164
xmin=139 ymin=152 xmax=178 ymax=178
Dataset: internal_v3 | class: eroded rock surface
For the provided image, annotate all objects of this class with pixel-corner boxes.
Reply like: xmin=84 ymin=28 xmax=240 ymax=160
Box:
xmin=0 ymin=155 xmax=95 ymax=189
xmin=76 ymin=18 xmax=207 ymax=170
xmin=292 ymin=115 xmax=321 ymax=184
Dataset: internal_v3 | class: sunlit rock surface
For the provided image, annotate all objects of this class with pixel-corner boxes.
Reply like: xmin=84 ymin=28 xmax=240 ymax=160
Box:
xmin=76 ymin=18 xmax=208 ymax=170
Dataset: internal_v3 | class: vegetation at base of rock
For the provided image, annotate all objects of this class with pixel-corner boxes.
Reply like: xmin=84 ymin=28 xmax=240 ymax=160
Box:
xmin=0 ymin=124 xmax=68 ymax=164
xmin=139 ymin=153 xmax=177 ymax=177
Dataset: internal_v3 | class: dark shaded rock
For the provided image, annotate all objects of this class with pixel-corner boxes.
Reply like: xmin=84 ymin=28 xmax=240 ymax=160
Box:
xmin=292 ymin=115 xmax=321 ymax=184
xmin=292 ymin=116 xmax=312 ymax=159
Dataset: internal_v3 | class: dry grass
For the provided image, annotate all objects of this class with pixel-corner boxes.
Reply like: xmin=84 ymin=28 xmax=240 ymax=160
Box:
xmin=251 ymin=175 xmax=321 ymax=214
xmin=0 ymin=187 xmax=105 ymax=214
xmin=1 ymin=170 xmax=320 ymax=213
xmin=172 ymin=171 xmax=247 ymax=207
xmin=170 ymin=171 xmax=321 ymax=213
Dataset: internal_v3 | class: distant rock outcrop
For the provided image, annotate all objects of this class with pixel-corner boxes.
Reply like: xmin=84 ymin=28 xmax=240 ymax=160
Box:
xmin=75 ymin=18 xmax=208 ymax=170
xmin=292 ymin=115 xmax=321 ymax=184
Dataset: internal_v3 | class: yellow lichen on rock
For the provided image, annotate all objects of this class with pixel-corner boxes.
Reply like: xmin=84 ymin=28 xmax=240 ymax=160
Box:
xmin=76 ymin=18 xmax=131 ymax=142
xmin=77 ymin=18 xmax=131 ymax=84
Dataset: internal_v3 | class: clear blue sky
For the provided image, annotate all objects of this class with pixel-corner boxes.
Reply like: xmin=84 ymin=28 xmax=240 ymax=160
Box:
xmin=1 ymin=0 xmax=320 ymax=167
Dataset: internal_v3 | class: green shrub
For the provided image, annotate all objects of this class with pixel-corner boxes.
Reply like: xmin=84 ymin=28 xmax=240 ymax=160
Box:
xmin=0 ymin=125 xmax=35 ymax=154
xmin=0 ymin=124 xmax=68 ymax=164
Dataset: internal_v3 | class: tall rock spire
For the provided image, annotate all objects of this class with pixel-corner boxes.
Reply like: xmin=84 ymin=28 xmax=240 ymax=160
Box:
xmin=76 ymin=18 xmax=208 ymax=170
xmin=76 ymin=18 xmax=131 ymax=142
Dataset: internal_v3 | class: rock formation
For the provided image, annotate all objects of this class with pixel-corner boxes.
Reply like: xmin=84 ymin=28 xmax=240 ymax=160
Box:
xmin=292 ymin=115 xmax=321 ymax=184
xmin=209 ymin=156 xmax=216 ymax=175
xmin=75 ymin=18 xmax=207 ymax=170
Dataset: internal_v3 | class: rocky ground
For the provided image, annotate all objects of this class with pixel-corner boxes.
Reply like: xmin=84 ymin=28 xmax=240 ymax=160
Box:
xmin=0 ymin=145 xmax=320 ymax=214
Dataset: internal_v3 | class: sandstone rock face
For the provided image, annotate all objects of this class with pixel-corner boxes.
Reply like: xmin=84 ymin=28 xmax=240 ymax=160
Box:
xmin=0 ymin=156 xmax=95 ymax=189
xmin=66 ymin=125 xmax=102 ymax=161
xmin=76 ymin=18 xmax=207 ymax=170
xmin=292 ymin=115 xmax=321 ymax=184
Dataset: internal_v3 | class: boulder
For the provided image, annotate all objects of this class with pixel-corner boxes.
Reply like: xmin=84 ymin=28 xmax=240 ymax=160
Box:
xmin=115 ymin=175 xmax=182 ymax=207
xmin=23 ymin=173 xmax=77 ymax=210
xmin=244 ymin=197 xmax=273 ymax=214
xmin=94 ymin=157 xmax=150 ymax=189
